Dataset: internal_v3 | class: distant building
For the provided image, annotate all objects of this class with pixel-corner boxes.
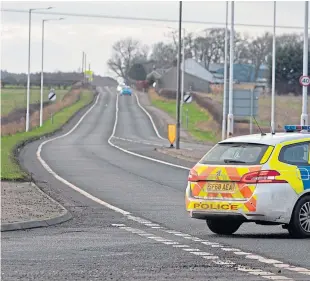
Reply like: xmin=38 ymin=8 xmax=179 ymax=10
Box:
xmin=156 ymin=58 xmax=214 ymax=93
xmin=209 ymin=63 xmax=269 ymax=83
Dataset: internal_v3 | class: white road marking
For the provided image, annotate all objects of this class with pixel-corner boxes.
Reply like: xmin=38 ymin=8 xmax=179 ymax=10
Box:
xmin=112 ymin=136 xmax=165 ymax=147
xmin=36 ymin=86 xmax=309 ymax=280
xmin=182 ymin=248 xmax=200 ymax=252
xmin=221 ymin=248 xmax=241 ymax=252
xmin=107 ymin=88 xmax=189 ymax=171
xmin=134 ymin=92 xmax=166 ymax=140
xmin=191 ymin=252 xmax=213 ymax=256
xmin=114 ymin=223 xmax=293 ymax=280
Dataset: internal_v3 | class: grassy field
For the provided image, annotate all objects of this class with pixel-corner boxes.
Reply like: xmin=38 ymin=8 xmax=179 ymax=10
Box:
xmin=1 ymin=89 xmax=94 ymax=180
xmin=149 ymin=89 xmax=219 ymax=143
xmin=1 ymin=88 xmax=68 ymax=116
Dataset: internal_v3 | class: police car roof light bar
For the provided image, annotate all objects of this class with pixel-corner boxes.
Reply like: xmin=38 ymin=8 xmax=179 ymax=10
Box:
xmin=284 ymin=125 xmax=310 ymax=132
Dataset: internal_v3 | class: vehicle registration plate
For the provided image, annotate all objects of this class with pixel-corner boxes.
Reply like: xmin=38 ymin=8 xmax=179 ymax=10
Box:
xmin=205 ymin=182 xmax=236 ymax=193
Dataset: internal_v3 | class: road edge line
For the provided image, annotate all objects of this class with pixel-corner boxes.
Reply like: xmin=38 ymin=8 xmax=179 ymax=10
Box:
xmin=36 ymin=88 xmax=132 ymax=217
xmin=134 ymin=91 xmax=166 ymax=140
xmin=109 ymin=88 xmax=189 ymax=171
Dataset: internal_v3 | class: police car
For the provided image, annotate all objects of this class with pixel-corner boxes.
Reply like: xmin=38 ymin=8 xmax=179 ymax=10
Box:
xmin=185 ymin=125 xmax=310 ymax=238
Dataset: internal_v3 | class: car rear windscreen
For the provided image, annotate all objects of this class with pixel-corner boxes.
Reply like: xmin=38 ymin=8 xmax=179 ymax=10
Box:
xmin=199 ymin=143 xmax=269 ymax=165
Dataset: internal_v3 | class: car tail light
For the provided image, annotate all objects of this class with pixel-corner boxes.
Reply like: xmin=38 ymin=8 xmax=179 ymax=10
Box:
xmin=188 ymin=169 xmax=199 ymax=182
xmin=240 ymin=170 xmax=287 ymax=184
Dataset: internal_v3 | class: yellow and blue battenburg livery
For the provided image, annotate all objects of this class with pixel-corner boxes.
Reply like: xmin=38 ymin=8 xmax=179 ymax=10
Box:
xmin=284 ymin=125 xmax=310 ymax=190
xmin=185 ymin=125 xmax=310 ymax=238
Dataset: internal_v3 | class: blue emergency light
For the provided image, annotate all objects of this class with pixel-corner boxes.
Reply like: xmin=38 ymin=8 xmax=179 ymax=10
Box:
xmin=284 ymin=125 xmax=310 ymax=132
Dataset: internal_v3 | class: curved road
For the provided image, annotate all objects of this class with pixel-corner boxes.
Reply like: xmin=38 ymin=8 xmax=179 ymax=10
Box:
xmin=2 ymin=82 xmax=310 ymax=281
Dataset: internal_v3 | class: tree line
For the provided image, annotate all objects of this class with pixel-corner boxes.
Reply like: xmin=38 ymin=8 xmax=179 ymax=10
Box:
xmin=107 ymin=28 xmax=310 ymax=95
xmin=1 ymin=70 xmax=84 ymax=89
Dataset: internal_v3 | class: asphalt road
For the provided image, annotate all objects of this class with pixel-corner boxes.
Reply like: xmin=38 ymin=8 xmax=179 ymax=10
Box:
xmin=2 ymin=82 xmax=310 ymax=281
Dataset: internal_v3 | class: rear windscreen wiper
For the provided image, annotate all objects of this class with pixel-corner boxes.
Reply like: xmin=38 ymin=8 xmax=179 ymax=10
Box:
xmin=223 ymin=159 xmax=246 ymax=164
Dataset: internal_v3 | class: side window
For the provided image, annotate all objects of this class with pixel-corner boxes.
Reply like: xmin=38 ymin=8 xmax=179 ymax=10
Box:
xmin=279 ymin=142 xmax=310 ymax=166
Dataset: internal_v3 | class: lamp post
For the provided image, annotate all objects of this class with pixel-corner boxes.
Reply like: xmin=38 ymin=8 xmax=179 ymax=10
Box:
xmin=227 ymin=1 xmax=234 ymax=138
xmin=271 ymin=1 xmax=276 ymax=134
xmin=176 ymin=1 xmax=182 ymax=149
xmin=221 ymin=1 xmax=229 ymax=140
xmin=301 ymin=1 xmax=309 ymax=126
xmin=40 ymin=17 xmax=64 ymax=127
xmin=26 ymin=6 xmax=53 ymax=132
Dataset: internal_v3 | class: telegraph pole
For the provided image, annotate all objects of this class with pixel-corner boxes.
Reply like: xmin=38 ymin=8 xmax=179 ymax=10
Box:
xmin=176 ymin=1 xmax=182 ymax=149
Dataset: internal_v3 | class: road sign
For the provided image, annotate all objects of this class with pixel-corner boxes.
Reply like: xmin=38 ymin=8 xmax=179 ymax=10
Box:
xmin=225 ymin=89 xmax=260 ymax=117
xmin=183 ymin=93 xmax=193 ymax=103
xmin=85 ymin=70 xmax=93 ymax=82
xmin=167 ymin=124 xmax=176 ymax=147
xmin=299 ymin=75 xmax=310 ymax=87
xmin=48 ymin=90 xmax=56 ymax=102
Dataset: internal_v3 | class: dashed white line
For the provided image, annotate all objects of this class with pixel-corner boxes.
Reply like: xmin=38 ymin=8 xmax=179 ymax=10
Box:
xmin=114 ymin=224 xmax=294 ymax=281
xmin=112 ymin=136 xmax=165 ymax=147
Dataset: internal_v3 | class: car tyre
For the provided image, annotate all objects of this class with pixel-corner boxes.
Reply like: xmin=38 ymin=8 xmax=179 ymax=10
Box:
xmin=206 ymin=219 xmax=242 ymax=235
xmin=288 ymin=195 xmax=310 ymax=239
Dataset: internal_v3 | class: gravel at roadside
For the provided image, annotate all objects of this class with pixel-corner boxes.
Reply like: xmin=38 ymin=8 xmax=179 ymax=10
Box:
xmin=1 ymin=181 xmax=70 ymax=230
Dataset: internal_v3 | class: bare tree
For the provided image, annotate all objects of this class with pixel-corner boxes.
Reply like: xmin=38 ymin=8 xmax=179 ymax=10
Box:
xmin=150 ymin=42 xmax=177 ymax=68
xmin=247 ymin=32 xmax=272 ymax=80
xmin=107 ymin=38 xmax=145 ymax=80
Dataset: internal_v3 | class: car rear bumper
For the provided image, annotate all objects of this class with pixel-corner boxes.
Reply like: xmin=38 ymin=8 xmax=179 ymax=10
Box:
xmin=185 ymin=182 xmax=297 ymax=224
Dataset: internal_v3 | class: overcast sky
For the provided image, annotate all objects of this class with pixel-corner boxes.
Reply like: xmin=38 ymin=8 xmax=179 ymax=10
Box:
xmin=1 ymin=1 xmax=309 ymax=76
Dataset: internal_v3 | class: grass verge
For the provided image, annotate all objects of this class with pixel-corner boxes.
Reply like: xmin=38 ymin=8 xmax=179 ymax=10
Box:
xmin=1 ymin=89 xmax=94 ymax=181
xmin=148 ymin=89 xmax=219 ymax=143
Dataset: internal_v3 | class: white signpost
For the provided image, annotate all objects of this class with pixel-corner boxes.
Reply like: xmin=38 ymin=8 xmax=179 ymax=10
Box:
xmin=48 ymin=89 xmax=56 ymax=101
xmin=299 ymin=75 xmax=310 ymax=87
xmin=48 ymin=89 xmax=56 ymax=123
xmin=183 ymin=92 xmax=193 ymax=104
xmin=183 ymin=92 xmax=192 ymax=129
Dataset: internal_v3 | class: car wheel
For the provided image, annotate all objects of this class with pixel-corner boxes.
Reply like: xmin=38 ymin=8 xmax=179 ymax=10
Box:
xmin=288 ymin=195 xmax=310 ymax=238
xmin=206 ymin=219 xmax=242 ymax=235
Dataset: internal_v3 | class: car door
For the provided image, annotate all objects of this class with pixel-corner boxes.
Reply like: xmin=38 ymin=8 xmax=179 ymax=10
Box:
xmin=278 ymin=141 xmax=310 ymax=193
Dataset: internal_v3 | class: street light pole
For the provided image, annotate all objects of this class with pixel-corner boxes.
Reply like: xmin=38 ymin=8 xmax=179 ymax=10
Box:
xmin=301 ymin=1 xmax=309 ymax=126
xmin=26 ymin=6 xmax=53 ymax=132
xmin=84 ymin=53 xmax=87 ymax=82
xmin=271 ymin=1 xmax=276 ymax=134
xmin=26 ymin=9 xmax=32 ymax=132
xmin=40 ymin=17 xmax=64 ymax=127
xmin=176 ymin=1 xmax=182 ymax=149
xmin=227 ymin=1 xmax=234 ymax=138
xmin=82 ymin=51 xmax=84 ymax=73
xmin=222 ymin=1 xmax=229 ymax=140
xmin=40 ymin=19 xmax=46 ymax=127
